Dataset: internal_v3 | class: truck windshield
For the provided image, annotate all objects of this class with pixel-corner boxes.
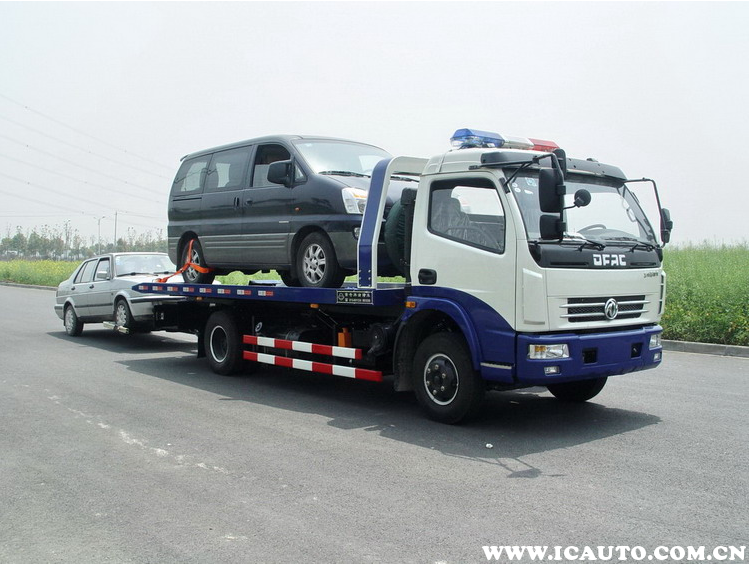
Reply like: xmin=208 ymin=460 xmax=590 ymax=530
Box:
xmin=293 ymin=140 xmax=391 ymax=177
xmin=508 ymin=172 xmax=658 ymax=246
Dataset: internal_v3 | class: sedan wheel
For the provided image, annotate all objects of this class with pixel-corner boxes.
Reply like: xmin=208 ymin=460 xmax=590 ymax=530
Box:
xmin=64 ymin=305 xmax=83 ymax=336
xmin=114 ymin=299 xmax=134 ymax=330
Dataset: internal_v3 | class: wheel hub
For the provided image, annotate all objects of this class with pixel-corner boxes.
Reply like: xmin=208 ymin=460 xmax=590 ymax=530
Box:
xmin=424 ymin=355 xmax=459 ymax=405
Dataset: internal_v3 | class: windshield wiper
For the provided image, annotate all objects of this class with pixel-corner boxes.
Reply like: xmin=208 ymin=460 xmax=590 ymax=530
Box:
xmin=602 ymin=237 xmax=656 ymax=251
xmin=390 ymin=175 xmax=419 ymax=182
xmin=318 ymin=170 xmax=370 ymax=178
xmin=563 ymin=233 xmax=606 ymax=251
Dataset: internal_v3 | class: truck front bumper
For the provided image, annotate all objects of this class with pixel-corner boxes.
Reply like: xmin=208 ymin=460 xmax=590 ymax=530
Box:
xmin=511 ymin=325 xmax=663 ymax=386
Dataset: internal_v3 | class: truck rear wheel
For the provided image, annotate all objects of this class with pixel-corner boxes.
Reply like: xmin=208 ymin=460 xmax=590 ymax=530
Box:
xmin=204 ymin=310 xmax=243 ymax=375
xmin=547 ymin=377 xmax=607 ymax=402
xmin=412 ymin=333 xmax=484 ymax=424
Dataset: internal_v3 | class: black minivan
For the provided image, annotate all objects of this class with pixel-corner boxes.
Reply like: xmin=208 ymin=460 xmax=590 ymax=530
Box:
xmin=167 ymin=135 xmax=403 ymax=287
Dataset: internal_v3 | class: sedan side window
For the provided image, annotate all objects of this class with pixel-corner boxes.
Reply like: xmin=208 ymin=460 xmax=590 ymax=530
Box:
xmin=95 ymin=258 xmax=111 ymax=281
xmin=75 ymin=260 xmax=98 ymax=283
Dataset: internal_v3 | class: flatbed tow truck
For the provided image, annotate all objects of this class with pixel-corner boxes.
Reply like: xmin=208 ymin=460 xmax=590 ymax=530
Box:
xmin=136 ymin=129 xmax=673 ymax=423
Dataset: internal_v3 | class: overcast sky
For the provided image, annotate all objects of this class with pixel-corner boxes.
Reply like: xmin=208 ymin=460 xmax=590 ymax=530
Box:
xmin=0 ymin=1 xmax=747 ymax=246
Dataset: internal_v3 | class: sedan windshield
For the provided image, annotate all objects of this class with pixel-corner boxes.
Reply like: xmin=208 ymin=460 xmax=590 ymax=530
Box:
xmin=115 ymin=254 xmax=177 ymax=276
xmin=508 ymin=172 xmax=658 ymax=245
xmin=293 ymin=139 xmax=391 ymax=177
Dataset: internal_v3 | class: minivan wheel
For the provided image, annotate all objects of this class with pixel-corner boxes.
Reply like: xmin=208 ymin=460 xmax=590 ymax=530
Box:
xmin=296 ymin=232 xmax=346 ymax=288
xmin=181 ymin=239 xmax=215 ymax=285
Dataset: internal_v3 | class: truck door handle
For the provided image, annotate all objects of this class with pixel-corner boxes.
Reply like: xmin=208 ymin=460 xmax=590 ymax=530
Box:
xmin=418 ymin=269 xmax=437 ymax=285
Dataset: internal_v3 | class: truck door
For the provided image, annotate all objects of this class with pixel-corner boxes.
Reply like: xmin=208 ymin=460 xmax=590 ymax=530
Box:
xmin=411 ymin=174 xmax=517 ymax=326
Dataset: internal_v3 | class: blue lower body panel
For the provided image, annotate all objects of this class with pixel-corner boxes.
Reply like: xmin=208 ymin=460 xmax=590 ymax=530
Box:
xmin=513 ymin=326 xmax=663 ymax=386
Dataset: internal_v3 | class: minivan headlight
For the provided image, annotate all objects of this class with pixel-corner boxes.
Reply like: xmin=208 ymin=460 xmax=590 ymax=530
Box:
xmin=341 ymin=187 xmax=368 ymax=214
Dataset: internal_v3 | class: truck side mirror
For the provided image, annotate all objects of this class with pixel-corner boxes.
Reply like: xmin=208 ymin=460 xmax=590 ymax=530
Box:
xmin=539 ymin=168 xmax=565 ymax=213
xmin=660 ymin=208 xmax=673 ymax=244
xmin=539 ymin=214 xmax=565 ymax=240
xmin=267 ymin=160 xmax=294 ymax=188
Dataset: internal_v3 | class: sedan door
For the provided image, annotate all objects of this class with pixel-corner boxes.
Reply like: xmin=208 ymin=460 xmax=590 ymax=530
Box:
xmin=86 ymin=257 xmax=115 ymax=319
xmin=68 ymin=258 xmax=99 ymax=318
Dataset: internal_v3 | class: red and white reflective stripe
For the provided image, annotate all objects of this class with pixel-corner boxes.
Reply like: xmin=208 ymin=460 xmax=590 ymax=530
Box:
xmin=243 ymin=335 xmax=363 ymax=360
xmin=242 ymin=351 xmax=382 ymax=382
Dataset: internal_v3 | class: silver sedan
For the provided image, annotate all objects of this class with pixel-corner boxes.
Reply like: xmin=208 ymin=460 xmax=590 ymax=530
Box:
xmin=54 ymin=252 xmax=184 ymax=336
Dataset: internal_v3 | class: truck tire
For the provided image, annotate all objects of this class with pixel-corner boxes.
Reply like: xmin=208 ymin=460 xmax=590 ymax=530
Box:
xmin=412 ymin=333 xmax=484 ymax=424
xmin=64 ymin=304 xmax=84 ymax=336
xmin=296 ymin=232 xmax=346 ymax=288
xmin=204 ymin=310 xmax=243 ymax=375
xmin=181 ymin=238 xmax=215 ymax=285
xmin=547 ymin=377 xmax=607 ymax=402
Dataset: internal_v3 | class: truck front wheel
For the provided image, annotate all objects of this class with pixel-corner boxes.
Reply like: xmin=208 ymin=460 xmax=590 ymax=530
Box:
xmin=204 ymin=310 xmax=243 ymax=375
xmin=412 ymin=333 xmax=484 ymax=424
xmin=547 ymin=377 xmax=607 ymax=402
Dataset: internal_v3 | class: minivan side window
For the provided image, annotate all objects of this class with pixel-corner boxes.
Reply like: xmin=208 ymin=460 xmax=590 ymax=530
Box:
xmin=252 ymin=144 xmax=291 ymax=187
xmin=171 ymin=157 xmax=210 ymax=194
xmin=205 ymin=147 xmax=251 ymax=192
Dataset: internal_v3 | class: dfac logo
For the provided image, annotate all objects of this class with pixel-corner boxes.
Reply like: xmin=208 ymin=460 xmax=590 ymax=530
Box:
xmin=604 ymin=298 xmax=619 ymax=320
xmin=593 ymin=254 xmax=627 ymax=267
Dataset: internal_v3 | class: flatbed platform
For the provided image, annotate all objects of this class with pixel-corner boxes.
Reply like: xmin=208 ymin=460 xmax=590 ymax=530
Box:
xmin=134 ymin=281 xmax=409 ymax=307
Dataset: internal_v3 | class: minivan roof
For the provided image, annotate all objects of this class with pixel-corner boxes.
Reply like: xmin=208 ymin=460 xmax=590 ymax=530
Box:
xmin=180 ymin=135 xmax=386 ymax=161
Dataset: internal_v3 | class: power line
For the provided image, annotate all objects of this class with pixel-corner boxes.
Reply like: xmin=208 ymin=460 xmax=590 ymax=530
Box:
xmin=0 ymin=133 xmax=169 ymax=196
xmin=0 ymin=113 xmax=171 ymax=180
xmin=0 ymin=152 xmax=165 ymax=205
xmin=0 ymin=92 xmax=175 ymax=172
xmin=0 ymin=172 xmax=163 ymax=219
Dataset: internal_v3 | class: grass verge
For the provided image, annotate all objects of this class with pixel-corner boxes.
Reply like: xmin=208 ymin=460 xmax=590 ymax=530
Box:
xmin=3 ymin=243 xmax=747 ymax=346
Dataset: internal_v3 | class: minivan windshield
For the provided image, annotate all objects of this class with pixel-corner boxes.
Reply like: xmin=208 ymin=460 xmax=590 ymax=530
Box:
xmin=293 ymin=140 xmax=391 ymax=177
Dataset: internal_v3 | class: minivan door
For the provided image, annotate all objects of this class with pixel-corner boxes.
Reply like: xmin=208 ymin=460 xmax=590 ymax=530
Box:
xmin=241 ymin=143 xmax=296 ymax=266
xmin=199 ymin=147 xmax=252 ymax=266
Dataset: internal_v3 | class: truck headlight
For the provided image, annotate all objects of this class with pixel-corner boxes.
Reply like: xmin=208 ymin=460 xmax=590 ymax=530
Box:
xmin=649 ymin=334 xmax=662 ymax=349
xmin=528 ymin=344 xmax=570 ymax=360
xmin=341 ymin=187 xmax=368 ymax=214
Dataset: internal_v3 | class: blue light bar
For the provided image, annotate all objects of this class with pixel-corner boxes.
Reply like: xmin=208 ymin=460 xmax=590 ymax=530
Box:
xmin=451 ymin=128 xmax=505 ymax=149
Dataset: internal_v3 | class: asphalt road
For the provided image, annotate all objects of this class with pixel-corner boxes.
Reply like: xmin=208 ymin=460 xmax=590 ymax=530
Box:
xmin=1 ymin=285 xmax=747 ymax=563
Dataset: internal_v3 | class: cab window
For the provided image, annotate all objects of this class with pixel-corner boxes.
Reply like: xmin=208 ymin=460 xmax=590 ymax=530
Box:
xmin=428 ymin=177 xmax=505 ymax=253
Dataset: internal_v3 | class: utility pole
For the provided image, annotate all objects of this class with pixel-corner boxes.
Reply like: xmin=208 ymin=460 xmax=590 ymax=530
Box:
xmin=113 ymin=211 xmax=118 ymax=252
xmin=96 ymin=216 xmax=106 ymax=254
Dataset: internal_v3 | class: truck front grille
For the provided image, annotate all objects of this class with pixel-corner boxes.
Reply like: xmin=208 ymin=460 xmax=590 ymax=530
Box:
xmin=561 ymin=295 xmax=647 ymax=323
